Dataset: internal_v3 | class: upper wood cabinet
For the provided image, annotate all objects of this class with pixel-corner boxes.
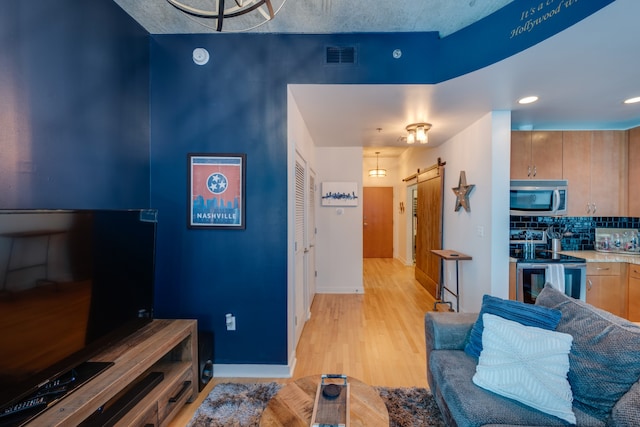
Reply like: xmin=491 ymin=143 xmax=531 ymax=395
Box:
xmin=562 ymin=131 xmax=591 ymax=215
xmin=629 ymin=127 xmax=640 ymax=217
xmin=511 ymin=131 xmax=563 ymax=179
xmin=562 ymin=130 xmax=628 ymax=216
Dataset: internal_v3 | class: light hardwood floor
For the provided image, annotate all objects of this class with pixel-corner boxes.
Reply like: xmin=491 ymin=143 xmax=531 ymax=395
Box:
xmin=170 ymin=258 xmax=437 ymax=426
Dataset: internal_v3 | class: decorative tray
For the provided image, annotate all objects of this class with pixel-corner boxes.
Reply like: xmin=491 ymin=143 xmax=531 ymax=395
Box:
xmin=310 ymin=374 xmax=350 ymax=427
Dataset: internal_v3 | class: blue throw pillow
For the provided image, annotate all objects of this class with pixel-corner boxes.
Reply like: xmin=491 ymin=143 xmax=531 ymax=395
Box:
xmin=464 ymin=294 xmax=562 ymax=358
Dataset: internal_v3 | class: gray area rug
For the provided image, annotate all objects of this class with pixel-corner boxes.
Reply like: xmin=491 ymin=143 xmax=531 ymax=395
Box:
xmin=187 ymin=382 xmax=445 ymax=427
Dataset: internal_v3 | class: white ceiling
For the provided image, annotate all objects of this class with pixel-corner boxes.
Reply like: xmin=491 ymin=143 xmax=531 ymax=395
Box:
xmin=115 ymin=0 xmax=640 ymax=157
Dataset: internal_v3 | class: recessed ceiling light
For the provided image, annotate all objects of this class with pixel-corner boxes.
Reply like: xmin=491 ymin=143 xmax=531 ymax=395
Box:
xmin=624 ymin=96 xmax=640 ymax=104
xmin=518 ymin=96 xmax=539 ymax=105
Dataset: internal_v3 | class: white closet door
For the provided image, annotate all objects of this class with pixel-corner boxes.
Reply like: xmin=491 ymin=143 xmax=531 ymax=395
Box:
xmin=306 ymin=170 xmax=316 ymax=314
xmin=294 ymin=155 xmax=306 ymax=344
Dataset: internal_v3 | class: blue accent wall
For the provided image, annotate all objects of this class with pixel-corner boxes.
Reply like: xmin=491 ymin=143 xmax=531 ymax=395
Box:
xmin=0 ymin=0 xmax=150 ymax=209
xmin=1 ymin=0 xmax=613 ymax=367
xmin=148 ymin=32 xmax=443 ymax=365
xmin=149 ymin=0 xmax=612 ymax=364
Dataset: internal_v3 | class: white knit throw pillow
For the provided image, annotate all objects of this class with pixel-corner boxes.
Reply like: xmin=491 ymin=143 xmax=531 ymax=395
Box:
xmin=472 ymin=313 xmax=576 ymax=424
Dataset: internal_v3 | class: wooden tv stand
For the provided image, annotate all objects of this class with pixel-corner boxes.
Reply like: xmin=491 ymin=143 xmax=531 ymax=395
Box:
xmin=28 ymin=319 xmax=198 ymax=427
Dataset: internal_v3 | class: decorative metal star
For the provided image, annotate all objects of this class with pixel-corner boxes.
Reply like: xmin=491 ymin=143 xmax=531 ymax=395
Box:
xmin=452 ymin=171 xmax=475 ymax=212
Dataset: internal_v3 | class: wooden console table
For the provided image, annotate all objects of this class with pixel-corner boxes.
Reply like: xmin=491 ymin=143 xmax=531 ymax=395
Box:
xmin=27 ymin=319 xmax=198 ymax=427
xmin=431 ymin=249 xmax=472 ymax=312
xmin=260 ymin=375 xmax=388 ymax=427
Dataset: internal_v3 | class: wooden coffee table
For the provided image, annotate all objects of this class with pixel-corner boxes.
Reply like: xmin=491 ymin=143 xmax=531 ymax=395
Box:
xmin=260 ymin=375 xmax=389 ymax=427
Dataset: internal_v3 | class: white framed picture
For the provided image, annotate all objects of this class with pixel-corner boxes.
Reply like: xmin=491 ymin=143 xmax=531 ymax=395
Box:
xmin=321 ymin=182 xmax=358 ymax=206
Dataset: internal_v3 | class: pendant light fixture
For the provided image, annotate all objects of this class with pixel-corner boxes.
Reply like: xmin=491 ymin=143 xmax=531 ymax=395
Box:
xmin=369 ymin=152 xmax=387 ymax=177
xmin=405 ymin=122 xmax=432 ymax=144
xmin=166 ymin=0 xmax=287 ymax=32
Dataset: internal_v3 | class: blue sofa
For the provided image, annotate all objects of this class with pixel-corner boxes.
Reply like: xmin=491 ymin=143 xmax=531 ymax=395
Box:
xmin=424 ymin=286 xmax=640 ymax=427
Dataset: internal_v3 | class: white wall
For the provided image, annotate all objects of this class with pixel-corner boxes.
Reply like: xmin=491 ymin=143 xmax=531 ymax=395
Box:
xmin=315 ymin=147 xmax=364 ymax=293
xmin=489 ymin=112 xmax=512 ymax=299
xmin=397 ymin=111 xmax=511 ymax=312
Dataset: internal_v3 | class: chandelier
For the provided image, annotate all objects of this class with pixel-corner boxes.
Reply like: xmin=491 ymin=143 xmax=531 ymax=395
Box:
xmin=166 ymin=0 xmax=287 ymax=32
xmin=405 ymin=123 xmax=432 ymax=144
xmin=369 ymin=152 xmax=387 ymax=178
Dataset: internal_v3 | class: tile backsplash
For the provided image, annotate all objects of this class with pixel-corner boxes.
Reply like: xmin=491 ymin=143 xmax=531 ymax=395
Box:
xmin=509 ymin=216 xmax=640 ymax=251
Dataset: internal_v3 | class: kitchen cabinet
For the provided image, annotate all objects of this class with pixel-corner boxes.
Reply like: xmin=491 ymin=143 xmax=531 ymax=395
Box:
xmin=628 ymin=264 xmax=640 ymax=322
xmin=629 ymin=127 xmax=640 ymax=217
xmin=510 ymin=131 xmax=563 ymax=179
xmin=586 ymin=262 xmax=627 ymax=318
xmin=562 ymin=130 xmax=628 ymax=216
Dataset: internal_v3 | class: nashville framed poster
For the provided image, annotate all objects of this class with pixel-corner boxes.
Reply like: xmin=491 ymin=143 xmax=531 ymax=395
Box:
xmin=188 ymin=153 xmax=246 ymax=229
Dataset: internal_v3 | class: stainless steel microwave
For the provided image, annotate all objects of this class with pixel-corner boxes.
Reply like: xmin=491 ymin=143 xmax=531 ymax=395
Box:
xmin=510 ymin=179 xmax=568 ymax=216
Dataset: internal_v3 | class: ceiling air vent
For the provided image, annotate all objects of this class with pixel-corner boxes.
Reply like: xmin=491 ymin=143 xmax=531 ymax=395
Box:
xmin=325 ymin=46 xmax=356 ymax=64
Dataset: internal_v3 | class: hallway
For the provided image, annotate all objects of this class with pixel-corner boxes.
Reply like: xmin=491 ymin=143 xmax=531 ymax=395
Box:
xmin=292 ymin=257 xmax=437 ymax=387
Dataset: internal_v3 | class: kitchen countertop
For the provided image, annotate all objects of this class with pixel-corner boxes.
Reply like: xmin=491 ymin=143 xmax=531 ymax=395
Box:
xmin=509 ymin=250 xmax=640 ymax=265
xmin=560 ymin=250 xmax=640 ymax=265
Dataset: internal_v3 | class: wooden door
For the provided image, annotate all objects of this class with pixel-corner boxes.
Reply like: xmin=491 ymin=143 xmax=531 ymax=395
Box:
xmin=414 ymin=166 xmax=444 ymax=298
xmin=363 ymin=187 xmax=393 ymax=258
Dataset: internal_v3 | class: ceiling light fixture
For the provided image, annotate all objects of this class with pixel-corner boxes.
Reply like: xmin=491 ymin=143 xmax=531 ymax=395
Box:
xmin=166 ymin=0 xmax=287 ymax=32
xmin=369 ymin=152 xmax=387 ymax=177
xmin=518 ymin=96 xmax=539 ymax=104
xmin=405 ymin=123 xmax=432 ymax=144
xmin=624 ymin=96 xmax=640 ymax=104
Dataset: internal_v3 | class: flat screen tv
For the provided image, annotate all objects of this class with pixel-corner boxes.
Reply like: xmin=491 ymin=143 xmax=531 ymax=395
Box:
xmin=0 ymin=209 xmax=157 ymax=422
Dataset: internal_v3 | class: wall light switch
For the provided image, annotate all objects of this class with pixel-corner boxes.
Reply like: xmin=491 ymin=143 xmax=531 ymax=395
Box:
xmin=225 ymin=313 xmax=236 ymax=331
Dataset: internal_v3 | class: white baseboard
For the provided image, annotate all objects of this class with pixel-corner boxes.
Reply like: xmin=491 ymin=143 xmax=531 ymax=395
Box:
xmin=213 ymin=352 xmax=297 ymax=379
xmin=213 ymin=363 xmax=293 ymax=378
xmin=398 ymin=256 xmax=411 ymax=266
xmin=315 ymin=286 xmax=365 ymax=294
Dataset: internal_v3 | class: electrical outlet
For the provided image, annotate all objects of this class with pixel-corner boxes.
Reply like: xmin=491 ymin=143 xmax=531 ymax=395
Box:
xmin=477 ymin=225 xmax=485 ymax=237
xmin=225 ymin=313 xmax=236 ymax=331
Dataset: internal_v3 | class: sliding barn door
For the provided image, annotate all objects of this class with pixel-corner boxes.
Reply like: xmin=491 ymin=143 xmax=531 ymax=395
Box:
xmin=415 ymin=165 xmax=444 ymax=298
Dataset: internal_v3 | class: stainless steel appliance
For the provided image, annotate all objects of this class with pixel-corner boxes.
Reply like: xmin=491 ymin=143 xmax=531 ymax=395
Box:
xmin=514 ymin=251 xmax=586 ymax=304
xmin=510 ymin=179 xmax=568 ymax=216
